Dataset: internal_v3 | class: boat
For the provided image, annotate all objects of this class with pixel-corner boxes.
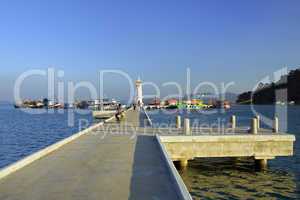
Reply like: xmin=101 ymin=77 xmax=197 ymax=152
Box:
xmin=91 ymin=99 xmax=123 ymax=119
xmin=177 ymin=99 xmax=209 ymax=110
xmin=165 ymin=104 xmax=178 ymax=109
xmin=212 ymin=100 xmax=231 ymax=109
xmin=177 ymin=104 xmax=208 ymax=110
xmin=92 ymin=110 xmax=117 ymax=119
xmin=164 ymin=98 xmax=211 ymax=110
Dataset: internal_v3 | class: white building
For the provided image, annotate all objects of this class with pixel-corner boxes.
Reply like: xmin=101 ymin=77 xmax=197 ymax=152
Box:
xmin=135 ymin=78 xmax=143 ymax=106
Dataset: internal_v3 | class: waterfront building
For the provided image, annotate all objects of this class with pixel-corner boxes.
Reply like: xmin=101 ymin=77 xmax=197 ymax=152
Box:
xmin=135 ymin=77 xmax=143 ymax=106
xmin=149 ymin=97 xmax=160 ymax=106
xmin=166 ymin=99 xmax=178 ymax=106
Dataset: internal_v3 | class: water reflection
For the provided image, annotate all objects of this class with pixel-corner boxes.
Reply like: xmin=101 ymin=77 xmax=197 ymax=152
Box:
xmin=179 ymin=158 xmax=297 ymax=200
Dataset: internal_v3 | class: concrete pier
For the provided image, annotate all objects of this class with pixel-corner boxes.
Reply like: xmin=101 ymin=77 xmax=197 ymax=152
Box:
xmin=256 ymin=115 xmax=260 ymax=129
xmin=183 ymin=118 xmax=190 ymax=135
xmin=0 ymin=108 xmax=296 ymax=199
xmin=255 ymin=158 xmax=268 ymax=170
xmin=251 ymin=118 xmax=258 ymax=134
xmin=273 ymin=117 xmax=279 ymax=133
xmin=178 ymin=159 xmax=188 ymax=169
xmin=159 ymin=134 xmax=295 ymax=170
xmin=230 ymin=115 xmax=236 ymax=129
xmin=0 ymin=109 xmax=190 ymax=200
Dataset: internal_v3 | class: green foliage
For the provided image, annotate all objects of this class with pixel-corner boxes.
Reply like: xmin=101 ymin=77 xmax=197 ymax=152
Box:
xmin=236 ymin=68 xmax=300 ymax=104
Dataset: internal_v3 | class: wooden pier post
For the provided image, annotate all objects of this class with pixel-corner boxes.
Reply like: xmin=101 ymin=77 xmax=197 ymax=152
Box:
xmin=256 ymin=115 xmax=260 ymax=129
xmin=251 ymin=118 xmax=258 ymax=134
xmin=184 ymin=118 xmax=190 ymax=135
xmin=176 ymin=116 xmax=181 ymax=129
xmin=230 ymin=115 xmax=236 ymax=129
xmin=273 ymin=117 xmax=279 ymax=133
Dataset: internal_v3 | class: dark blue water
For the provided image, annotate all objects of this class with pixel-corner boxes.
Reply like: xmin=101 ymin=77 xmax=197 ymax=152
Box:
xmin=147 ymin=105 xmax=300 ymax=199
xmin=0 ymin=104 xmax=93 ymax=169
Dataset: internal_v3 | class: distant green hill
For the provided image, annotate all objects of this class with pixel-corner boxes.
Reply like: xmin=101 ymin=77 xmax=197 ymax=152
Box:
xmin=237 ymin=68 xmax=300 ymax=104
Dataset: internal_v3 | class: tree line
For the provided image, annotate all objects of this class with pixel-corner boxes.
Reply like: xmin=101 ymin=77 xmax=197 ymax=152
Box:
xmin=236 ymin=68 xmax=300 ymax=104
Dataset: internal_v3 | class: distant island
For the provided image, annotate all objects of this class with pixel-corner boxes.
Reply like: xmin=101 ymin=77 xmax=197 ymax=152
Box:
xmin=237 ymin=68 xmax=300 ymax=105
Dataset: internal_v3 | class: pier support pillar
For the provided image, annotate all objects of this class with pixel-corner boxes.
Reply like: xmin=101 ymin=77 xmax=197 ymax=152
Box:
xmin=176 ymin=116 xmax=181 ymax=129
xmin=255 ymin=159 xmax=268 ymax=170
xmin=230 ymin=115 xmax=236 ymax=129
xmin=179 ymin=159 xmax=188 ymax=169
xmin=184 ymin=118 xmax=190 ymax=135
xmin=256 ymin=115 xmax=260 ymax=129
xmin=273 ymin=117 xmax=279 ymax=133
xmin=251 ymin=118 xmax=258 ymax=134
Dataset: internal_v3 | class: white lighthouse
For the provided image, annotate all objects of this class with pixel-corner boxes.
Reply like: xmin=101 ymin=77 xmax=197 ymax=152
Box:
xmin=135 ymin=77 xmax=143 ymax=107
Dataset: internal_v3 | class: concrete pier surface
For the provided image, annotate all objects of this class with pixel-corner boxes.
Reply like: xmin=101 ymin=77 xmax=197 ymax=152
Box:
xmin=0 ymin=108 xmax=295 ymax=200
xmin=160 ymin=134 xmax=295 ymax=165
xmin=0 ymin=109 xmax=186 ymax=200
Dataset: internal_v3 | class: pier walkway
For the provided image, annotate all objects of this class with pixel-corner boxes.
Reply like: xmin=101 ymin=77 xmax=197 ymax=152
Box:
xmin=0 ymin=108 xmax=295 ymax=200
xmin=0 ymin=109 xmax=184 ymax=200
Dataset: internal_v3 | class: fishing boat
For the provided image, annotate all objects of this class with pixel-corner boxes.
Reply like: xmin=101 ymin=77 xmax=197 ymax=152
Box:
xmin=166 ymin=99 xmax=210 ymax=110
xmin=213 ymin=100 xmax=231 ymax=109
xmin=92 ymin=99 xmax=123 ymax=119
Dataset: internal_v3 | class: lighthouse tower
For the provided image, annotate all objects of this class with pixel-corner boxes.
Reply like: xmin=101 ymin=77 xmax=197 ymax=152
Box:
xmin=135 ymin=77 xmax=143 ymax=107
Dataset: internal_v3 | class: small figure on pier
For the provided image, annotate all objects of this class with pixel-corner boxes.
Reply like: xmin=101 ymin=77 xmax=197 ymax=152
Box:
xmin=115 ymin=104 xmax=124 ymax=121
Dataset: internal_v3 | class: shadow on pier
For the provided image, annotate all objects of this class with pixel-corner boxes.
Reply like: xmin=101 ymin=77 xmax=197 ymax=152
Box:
xmin=128 ymin=135 xmax=181 ymax=200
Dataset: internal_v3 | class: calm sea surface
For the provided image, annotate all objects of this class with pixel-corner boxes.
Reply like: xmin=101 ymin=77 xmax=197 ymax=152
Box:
xmin=0 ymin=103 xmax=93 ymax=169
xmin=147 ymin=105 xmax=300 ymax=199
xmin=0 ymin=104 xmax=299 ymax=199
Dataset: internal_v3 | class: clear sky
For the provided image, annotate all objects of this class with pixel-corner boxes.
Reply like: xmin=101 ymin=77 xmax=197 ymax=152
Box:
xmin=0 ymin=0 xmax=300 ymax=101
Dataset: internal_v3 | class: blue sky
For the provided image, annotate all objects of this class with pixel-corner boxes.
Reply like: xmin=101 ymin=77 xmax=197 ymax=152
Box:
xmin=0 ymin=0 xmax=300 ymax=101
